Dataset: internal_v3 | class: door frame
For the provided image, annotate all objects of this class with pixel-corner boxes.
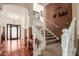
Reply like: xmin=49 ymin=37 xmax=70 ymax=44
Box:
xmin=7 ymin=24 xmax=21 ymax=40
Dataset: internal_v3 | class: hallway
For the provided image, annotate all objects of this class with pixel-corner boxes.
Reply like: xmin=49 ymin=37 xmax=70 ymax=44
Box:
xmin=0 ymin=4 xmax=33 ymax=56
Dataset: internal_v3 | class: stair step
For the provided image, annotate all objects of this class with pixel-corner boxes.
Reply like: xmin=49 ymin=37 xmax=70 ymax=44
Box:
xmin=45 ymin=29 xmax=59 ymax=44
xmin=46 ymin=39 xmax=59 ymax=44
xmin=46 ymin=37 xmax=56 ymax=40
xmin=45 ymin=33 xmax=53 ymax=35
xmin=45 ymin=34 xmax=54 ymax=37
xmin=45 ymin=32 xmax=51 ymax=34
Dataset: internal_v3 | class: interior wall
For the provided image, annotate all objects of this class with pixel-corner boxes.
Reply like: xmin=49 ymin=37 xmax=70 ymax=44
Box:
xmin=0 ymin=16 xmax=21 ymax=26
xmin=72 ymin=3 xmax=77 ymax=50
xmin=72 ymin=4 xmax=77 ymax=17
xmin=33 ymin=3 xmax=44 ymax=23
xmin=15 ymin=3 xmax=33 ymax=28
xmin=44 ymin=3 xmax=72 ymax=38
xmin=77 ymin=4 xmax=79 ymax=35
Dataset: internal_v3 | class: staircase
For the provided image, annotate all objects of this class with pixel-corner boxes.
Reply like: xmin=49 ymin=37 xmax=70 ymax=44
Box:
xmin=39 ymin=29 xmax=61 ymax=56
xmin=45 ymin=29 xmax=59 ymax=44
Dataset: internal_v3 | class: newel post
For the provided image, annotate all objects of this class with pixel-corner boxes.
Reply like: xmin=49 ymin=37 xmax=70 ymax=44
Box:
xmin=61 ymin=29 xmax=69 ymax=56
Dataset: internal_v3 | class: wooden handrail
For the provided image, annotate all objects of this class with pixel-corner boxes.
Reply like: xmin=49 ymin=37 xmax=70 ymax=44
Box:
xmin=45 ymin=19 xmax=60 ymax=28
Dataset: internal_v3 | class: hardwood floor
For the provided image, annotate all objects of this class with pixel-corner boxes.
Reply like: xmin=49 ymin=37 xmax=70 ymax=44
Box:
xmin=6 ymin=48 xmax=32 ymax=56
xmin=0 ymin=48 xmax=32 ymax=56
xmin=0 ymin=39 xmax=33 ymax=56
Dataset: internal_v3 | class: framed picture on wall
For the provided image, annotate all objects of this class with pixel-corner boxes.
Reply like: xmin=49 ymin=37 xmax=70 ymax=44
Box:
xmin=33 ymin=11 xmax=39 ymax=20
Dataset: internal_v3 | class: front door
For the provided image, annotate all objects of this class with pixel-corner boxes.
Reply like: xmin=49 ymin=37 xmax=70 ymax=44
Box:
xmin=7 ymin=24 xmax=21 ymax=55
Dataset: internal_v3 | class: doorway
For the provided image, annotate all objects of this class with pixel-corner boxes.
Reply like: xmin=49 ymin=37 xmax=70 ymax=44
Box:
xmin=7 ymin=24 xmax=21 ymax=40
xmin=7 ymin=24 xmax=21 ymax=55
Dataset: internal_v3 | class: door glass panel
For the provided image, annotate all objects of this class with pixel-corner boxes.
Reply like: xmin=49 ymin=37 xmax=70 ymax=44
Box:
xmin=7 ymin=24 xmax=21 ymax=40
xmin=11 ymin=26 xmax=17 ymax=38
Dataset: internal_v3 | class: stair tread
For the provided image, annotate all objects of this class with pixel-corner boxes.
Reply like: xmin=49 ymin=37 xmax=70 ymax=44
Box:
xmin=46 ymin=39 xmax=59 ymax=41
xmin=45 ymin=32 xmax=52 ymax=34
xmin=46 ymin=39 xmax=59 ymax=44
xmin=46 ymin=37 xmax=56 ymax=39
xmin=45 ymin=34 xmax=54 ymax=36
xmin=45 ymin=33 xmax=55 ymax=37
xmin=45 ymin=33 xmax=53 ymax=35
xmin=45 ymin=29 xmax=59 ymax=44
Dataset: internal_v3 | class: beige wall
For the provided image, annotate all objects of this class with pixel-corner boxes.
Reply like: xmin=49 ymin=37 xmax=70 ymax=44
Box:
xmin=15 ymin=3 xmax=33 ymax=27
xmin=77 ymin=4 xmax=79 ymax=35
xmin=72 ymin=4 xmax=77 ymax=17
xmin=72 ymin=4 xmax=77 ymax=49
xmin=72 ymin=3 xmax=79 ymax=36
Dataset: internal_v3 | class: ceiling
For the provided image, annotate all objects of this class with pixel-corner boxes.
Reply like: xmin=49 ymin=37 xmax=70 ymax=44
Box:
xmin=38 ymin=3 xmax=49 ymax=6
xmin=0 ymin=4 xmax=28 ymax=20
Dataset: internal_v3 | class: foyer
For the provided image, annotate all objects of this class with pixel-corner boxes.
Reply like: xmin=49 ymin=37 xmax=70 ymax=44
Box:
xmin=0 ymin=3 xmax=78 ymax=56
